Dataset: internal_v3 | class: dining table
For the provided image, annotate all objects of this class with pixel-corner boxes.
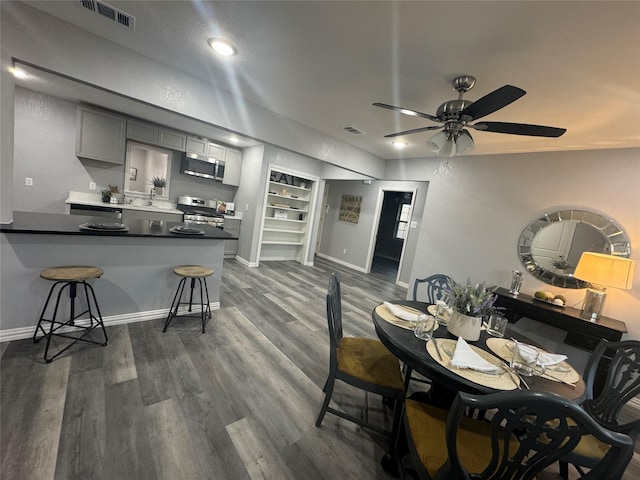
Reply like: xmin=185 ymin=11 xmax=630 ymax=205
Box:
xmin=372 ymin=300 xmax=586 ymax=405
xmin=373 ymin=300 xmax=587 ymax=475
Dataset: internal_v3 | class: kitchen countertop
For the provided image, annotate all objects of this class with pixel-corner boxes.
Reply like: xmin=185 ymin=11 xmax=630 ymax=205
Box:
xmin=66 ymin=197 xmax=184 ymax=215
xmin=1 ymin=212 xmax=235 ymax=240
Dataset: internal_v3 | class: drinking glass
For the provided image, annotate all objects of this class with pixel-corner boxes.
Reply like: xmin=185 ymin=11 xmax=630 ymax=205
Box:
xmin=487 ymin=313 xmax=507 ymax=337
xmin=435 ymin=303 xmax=449 ymax=326
xmin=414 ymin=314 xmax=436 ymax=341
xmin=509 ymin=270 xmax=525 ymax=295
xmin=510 ymin=341 xmax=546 ymax=377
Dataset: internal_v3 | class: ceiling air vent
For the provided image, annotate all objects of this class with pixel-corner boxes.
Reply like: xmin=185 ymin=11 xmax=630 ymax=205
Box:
xmin=343 ymin=126 xmax=366 ymax=135
xmin=80 ymin=0 xmax=135 ymax=29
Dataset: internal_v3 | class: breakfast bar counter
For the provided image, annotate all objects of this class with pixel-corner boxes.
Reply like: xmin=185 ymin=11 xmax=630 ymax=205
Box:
xmin=1 ymin=212 xmax=232 ymax=340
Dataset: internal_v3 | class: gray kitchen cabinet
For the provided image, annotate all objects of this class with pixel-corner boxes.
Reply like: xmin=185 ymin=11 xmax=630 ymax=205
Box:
xmin=223 ymin=217 xmax=240 ymax=257
xmin=158 ymin=129 xmax=186 ymax=151
xmin=127 ymin=120 xmax=186 ymax=151
xmin=186 ymin=136 xmax=208 ymax=157
xmin=76 ymin=107 xmax=126 ymax=164
xmin=223 ymin=148 xmax=242 ymax=186
xmin=207 ymin=142 xmax=226 ymax=162
xmin=121 ymin=209 xmax=183 ymax=223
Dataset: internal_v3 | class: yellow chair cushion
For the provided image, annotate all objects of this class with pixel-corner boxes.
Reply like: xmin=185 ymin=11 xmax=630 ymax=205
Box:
xmin=543 ymin=418 xmax=611 ymax=461
xmin=337 ymin=337 xmax=404 ymax=391
xmin=406 ymin=399 xmax=512 ymax=478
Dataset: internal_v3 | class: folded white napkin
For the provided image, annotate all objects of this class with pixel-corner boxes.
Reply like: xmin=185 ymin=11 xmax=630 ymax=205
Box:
xmin=383 ymin=302 xmax=421 ymax=321
xmin=450 ymin=337 xmax=500 ymax=373
xmin=515 ymin=342 xmax=567 ymax=366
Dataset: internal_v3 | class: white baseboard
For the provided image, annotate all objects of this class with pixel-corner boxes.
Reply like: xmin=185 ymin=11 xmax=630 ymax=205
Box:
xmin=0 ymin=303 xmax=220 ymax=343
xmin=315 ymin=253 xmax=367 ymax=273
xmin=235 ymin=255 xmax=258 ymax=268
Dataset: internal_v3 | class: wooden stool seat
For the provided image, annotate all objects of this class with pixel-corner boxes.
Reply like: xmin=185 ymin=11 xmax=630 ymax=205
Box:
xmin=33 ymin=265 xmax=108 ymax=363
xmin=40 ymin=266 xmax=104 ymax=282
xmin=173 ymin=265 xmax=213 ymax=278
xmin=164 ymin=265 xmax=213 ymax=333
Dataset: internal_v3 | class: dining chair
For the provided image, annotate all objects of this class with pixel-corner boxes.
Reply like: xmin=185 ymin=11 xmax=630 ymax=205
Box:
xmin=406 ymin=274 xmax=451 ymax=387
xmin=315 ymin=273 xmax=405 ymax=437
xmin=559 ymin=339 xmax=640 ymax=479
xmin=412 ymin=274 xmax=452 ymax=303
xmin=401 ymin=390 xmax=634 ymax=480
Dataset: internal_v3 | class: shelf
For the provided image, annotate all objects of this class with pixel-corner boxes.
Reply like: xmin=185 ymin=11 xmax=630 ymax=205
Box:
xmin=261 ymin=240 xmax=304 ymax=246
xmin=267 ymin=192 xmax=309 ymax=203
xmin=269 ymin=181 xmax=310 ymax=192
xmin=263 ymin=228 xmax=305 ymax=234
xmin=264 ymin=217 xmax=306 ymax=224
xmin=265 ymin=205 xmax=308 ymax=213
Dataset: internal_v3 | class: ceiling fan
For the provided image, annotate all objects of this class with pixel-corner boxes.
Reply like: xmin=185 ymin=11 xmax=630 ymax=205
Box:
xmin=373 ymin=75 xmax=566 ymax=156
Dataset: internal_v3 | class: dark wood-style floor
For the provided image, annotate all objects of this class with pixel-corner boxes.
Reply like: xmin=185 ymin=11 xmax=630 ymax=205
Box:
xmin=1 ymin=257 xmax=637 ymax=479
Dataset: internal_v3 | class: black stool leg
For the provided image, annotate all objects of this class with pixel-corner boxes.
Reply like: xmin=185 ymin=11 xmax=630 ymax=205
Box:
xmin=42 ymin=282 xmax=71 ymax=363
xmin=197 ymin=278 xmax=209 ymax=334
xmin=83 ymin=281 xmax=108 ymax=345
xmin=33 ymin=280 xmax=64 ymax=342
xmin=163 ymin=277 xmax=187 ymax=332
xmin=188 ymin=278 xmax=196 ymax=312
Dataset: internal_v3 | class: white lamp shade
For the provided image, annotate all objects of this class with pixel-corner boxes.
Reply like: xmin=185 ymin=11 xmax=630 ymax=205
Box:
xmin=456 ymin=130 xmax=475 ymax=154
xmin=573 ymin=252 xmax=635 ymax=289
xmin=439 ymin=138 xmax=456 ymax=157
xmin=426 ymin=131 xmax=448 ymax=152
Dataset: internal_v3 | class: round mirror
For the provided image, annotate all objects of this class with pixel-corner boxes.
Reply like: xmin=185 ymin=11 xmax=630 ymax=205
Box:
xmin=518 ymin=209 xmax=631 ymax=288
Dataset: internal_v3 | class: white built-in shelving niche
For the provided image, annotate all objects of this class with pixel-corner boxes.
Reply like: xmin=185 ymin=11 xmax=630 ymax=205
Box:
xmin=258 ymin=167 xmax=318 ymax=264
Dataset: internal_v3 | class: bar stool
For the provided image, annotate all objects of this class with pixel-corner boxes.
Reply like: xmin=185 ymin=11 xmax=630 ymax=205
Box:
xmin=163 ymin=265 xmax=213 ymax=333
xmin=33 ymin=266 xmax=108 ymax=363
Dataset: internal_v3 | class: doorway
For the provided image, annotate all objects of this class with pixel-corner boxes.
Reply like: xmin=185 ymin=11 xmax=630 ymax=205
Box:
xmin=371 ymin=191 xmax=414 ymax=281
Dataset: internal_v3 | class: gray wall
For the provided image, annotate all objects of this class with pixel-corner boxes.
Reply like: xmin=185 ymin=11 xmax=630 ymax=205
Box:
xmin=319 ymin=179 xmax=428 ymax=285
xmin=13 ymin=87 xmax=239 ymax=211
xmin=391 ymin=149 xmax=640 ymax=339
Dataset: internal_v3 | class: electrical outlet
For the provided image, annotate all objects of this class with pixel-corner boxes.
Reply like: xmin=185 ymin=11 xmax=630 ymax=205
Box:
xmin=343 ymin=248 xmax=347 ymax=254
xmin=89 ymin=182 xmax=96 ymax=190
xmin=245 ymin=203 xmax=249 ymax=211
xmin=25 ymin=177 xmax=33 ymax=187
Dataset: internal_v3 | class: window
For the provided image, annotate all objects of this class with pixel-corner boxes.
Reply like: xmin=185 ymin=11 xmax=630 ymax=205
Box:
xmin=395 ymin=203 xmax=411 ymax=239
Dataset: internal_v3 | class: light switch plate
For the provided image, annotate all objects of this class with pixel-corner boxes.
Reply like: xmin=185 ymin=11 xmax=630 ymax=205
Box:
xmin=25 ymin=177 xmax=33 ymax=186
xmin=410 ymin=221 xmax=418 ymax=229
xmin=89 ymin=182 xmax=96 ymax=190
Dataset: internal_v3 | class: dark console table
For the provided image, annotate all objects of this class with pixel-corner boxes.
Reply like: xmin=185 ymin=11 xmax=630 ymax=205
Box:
xmin=493 ymin=287 xmax=627 ymax=352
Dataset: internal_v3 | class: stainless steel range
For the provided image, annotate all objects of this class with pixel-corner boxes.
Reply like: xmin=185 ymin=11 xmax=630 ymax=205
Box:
xmin=177 ymin=196 xmax=224 ymax=229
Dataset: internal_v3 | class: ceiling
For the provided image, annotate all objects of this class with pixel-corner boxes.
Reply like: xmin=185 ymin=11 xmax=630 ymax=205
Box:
xmin=20 ymin=1 xmax=640 ymax=160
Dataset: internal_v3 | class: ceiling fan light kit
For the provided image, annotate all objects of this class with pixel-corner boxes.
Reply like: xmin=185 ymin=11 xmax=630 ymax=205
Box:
xmin=374 ymin=75 xmax=566 ymax=157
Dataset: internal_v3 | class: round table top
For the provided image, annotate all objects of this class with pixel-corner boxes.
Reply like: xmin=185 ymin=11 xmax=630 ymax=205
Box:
xmin=372 ymin=301 xmax=585 ymax=401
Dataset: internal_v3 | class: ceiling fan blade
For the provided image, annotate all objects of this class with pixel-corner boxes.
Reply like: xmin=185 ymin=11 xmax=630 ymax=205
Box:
xmin=472 ymin=121 xmax=566 ymax=137
xmin=383 ymin=125 xmax=443 ymax=138
xmin=460 ymin=85 xmax=526 ymax=121
xmin=373 ymin=102 xmax=441 ymax=122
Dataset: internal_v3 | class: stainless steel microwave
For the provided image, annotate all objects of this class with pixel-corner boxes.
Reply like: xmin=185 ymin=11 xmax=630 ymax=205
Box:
xmin=181 ymin=153 xmax=224 ymax=181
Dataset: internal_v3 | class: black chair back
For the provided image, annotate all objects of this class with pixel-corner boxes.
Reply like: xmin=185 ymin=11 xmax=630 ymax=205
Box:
xmin=412 ymin=274 xmax=451 ymax=303
xmin=326 ymin=273 xmax=343 ymax=351
xmin=582 ymin=339 xmax=640 ymax=436
xmin=437 ymin=390 xmax=634 ymax=480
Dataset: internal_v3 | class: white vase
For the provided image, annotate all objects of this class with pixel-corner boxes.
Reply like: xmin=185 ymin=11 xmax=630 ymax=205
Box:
xmin=447 ymin=310 xmax=482 ymax=341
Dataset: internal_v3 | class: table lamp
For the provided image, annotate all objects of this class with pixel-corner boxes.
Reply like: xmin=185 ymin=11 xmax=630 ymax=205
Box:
xmin=573 ymin=252 xmax=635 ymax=320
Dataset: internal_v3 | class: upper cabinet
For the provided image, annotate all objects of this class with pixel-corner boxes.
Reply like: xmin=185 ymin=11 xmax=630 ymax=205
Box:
xmin=76 ymin=107 xmax=126 ymax=164
xmin=127 ymin=120 xmax=186 ymax=151
xmin=223 ymin=148 xmax=242 ymax=186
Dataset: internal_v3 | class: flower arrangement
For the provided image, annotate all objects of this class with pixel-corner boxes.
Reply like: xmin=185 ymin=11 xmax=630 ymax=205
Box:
xmin=445 ymin=278 xmax=500 ymax=319
xmin=151 ymin=177 xmax=166 ymax=188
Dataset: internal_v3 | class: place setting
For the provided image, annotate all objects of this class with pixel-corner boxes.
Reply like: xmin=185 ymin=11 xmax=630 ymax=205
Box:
xmin=79 ymin=222 xmax=129 ymax=232
xmin=375 ymin=302 xmax=438 ymax=331
xmin=485 ymin=337 xmax=580 ymax=387
xmin=425 ymin=336 xmax=520 ymax=390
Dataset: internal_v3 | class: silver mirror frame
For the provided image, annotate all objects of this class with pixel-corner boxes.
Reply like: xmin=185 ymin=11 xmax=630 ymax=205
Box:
xmin=518 ymin=209 xmax=631 ymax=289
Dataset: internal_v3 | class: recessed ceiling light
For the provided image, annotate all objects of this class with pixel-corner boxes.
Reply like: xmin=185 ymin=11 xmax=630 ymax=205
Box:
xmin=392 ymin=141 xmax=408 ymax=149
xmin=12 ymin=68 xmax=29 ymax=79
xmin=228 ymin=135 xmax=239 ymax=143
xmin=207 ymin=38 xmax=237 ymax=56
